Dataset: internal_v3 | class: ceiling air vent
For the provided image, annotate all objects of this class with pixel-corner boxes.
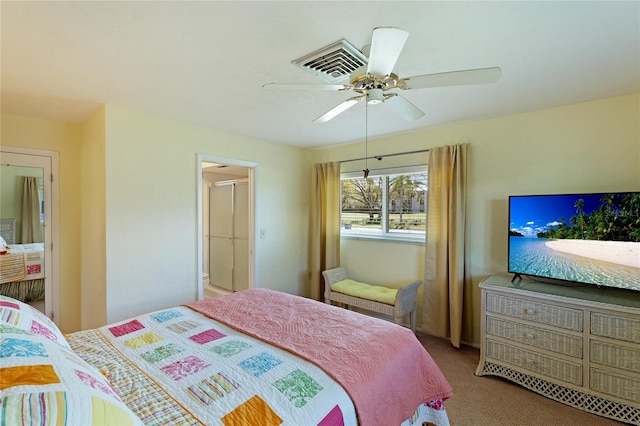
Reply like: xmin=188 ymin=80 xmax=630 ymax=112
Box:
xmin=292 ymin=39 xmax=368 ymax=84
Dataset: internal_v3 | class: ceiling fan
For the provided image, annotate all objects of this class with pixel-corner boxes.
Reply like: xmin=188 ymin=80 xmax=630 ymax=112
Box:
xmin=263 ymin=27 xmax=502 ymax=123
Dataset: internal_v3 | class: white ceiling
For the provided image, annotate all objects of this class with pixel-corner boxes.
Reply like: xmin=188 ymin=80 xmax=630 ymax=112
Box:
xmin=2 ymin=1 xmax=638 ymax=149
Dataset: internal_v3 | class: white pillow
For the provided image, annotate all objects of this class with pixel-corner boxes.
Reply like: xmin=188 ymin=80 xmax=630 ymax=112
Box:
xmin=0 ymin=235 xmax=7 ymax=250
xmin=0 ymin=325 xmax=144 ymax=425
xmin=0 ymin=295 xmax=70 ymax=350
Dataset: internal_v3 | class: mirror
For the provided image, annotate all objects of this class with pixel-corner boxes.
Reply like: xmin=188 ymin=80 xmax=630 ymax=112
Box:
xmin=0 ymin=157 xmax=48 ymax=315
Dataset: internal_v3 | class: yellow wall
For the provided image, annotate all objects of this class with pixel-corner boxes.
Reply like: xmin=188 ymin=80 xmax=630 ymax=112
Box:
xmin=2 ymin=93 xmax=638 ymax=343
xmin=101 ymin=105 xmax=311 ymax=324
xmin=1 ymin=114 xmax=82 ymax=332
xmin=80 ymin=107 xmax=107 ymax=329
xmin=311 ymin=93 xmax=640 ymax=344
xmin=1 ymin=106 xmax=311 ymax=331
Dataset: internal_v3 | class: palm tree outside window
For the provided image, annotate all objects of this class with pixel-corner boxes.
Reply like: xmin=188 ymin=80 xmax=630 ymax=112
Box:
xmin=340 ymin=165 xmax=427 ymax=242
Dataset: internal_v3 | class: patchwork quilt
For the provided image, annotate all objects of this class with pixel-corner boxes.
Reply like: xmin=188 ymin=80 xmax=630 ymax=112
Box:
xmin=67 ymin=306 xmax=358 ymax=426
xmin=2 ymin=291 xmax=451 ymax=426
xmin=186 ymin=289 xmax=453 ymax=426
xmin=0 ymin=296 xmax=142 ymax=425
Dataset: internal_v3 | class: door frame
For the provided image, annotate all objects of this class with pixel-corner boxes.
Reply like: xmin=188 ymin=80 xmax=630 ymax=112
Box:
xmin=196 ymin=154 xmax=257 ymax=300
xmin=0 ymin=146 xmax=59 ymax=322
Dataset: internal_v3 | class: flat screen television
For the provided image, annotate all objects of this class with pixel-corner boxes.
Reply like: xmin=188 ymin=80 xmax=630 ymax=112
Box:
xmin=508 ymin=191 xmax=640 ymax=292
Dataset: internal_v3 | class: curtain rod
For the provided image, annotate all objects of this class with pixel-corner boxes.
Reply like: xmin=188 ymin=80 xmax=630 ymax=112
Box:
xmin=339 ymin=148 xmax=430 ymax=164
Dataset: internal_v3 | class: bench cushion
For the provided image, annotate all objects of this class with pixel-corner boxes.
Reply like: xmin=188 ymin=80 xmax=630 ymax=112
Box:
xmin=331 ymin=279 xmax=398 ymax=305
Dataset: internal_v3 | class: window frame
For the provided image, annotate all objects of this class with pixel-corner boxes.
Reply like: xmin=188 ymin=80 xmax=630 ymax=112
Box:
xmin=340 ymin=165 xmax=428 ymax=244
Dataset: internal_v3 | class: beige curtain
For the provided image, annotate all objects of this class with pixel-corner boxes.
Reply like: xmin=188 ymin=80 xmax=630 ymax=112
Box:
xmin=21 ymin=176 xmax=43 ymax=243
xmin=308 ymin=162 xmax=341 ymax=301
xmin=422 ymin=144 xmax=470 ymax=348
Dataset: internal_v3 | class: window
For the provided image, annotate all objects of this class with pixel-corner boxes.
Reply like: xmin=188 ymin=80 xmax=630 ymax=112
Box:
xmin=340 ymin=165 xmax=428 ymax=243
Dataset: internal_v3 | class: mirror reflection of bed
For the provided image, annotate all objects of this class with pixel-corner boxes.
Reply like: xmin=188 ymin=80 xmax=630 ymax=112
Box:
xmin=0 ymin=164 xmax=46 ymax=314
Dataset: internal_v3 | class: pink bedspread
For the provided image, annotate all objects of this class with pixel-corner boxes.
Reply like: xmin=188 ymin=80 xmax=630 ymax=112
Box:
xmin=185 ymin=288 xmax=453 ymax=425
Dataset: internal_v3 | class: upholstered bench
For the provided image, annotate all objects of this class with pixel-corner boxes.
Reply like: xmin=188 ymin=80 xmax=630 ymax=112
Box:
xmin=322 ymin=267 xmax=422 ymax=332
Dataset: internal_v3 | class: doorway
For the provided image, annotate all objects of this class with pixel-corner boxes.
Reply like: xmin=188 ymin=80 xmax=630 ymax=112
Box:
xmin=197 ymin=156 xmax=255 ymax=300
xmin=0 ymin=147 xmax=59 ymax=323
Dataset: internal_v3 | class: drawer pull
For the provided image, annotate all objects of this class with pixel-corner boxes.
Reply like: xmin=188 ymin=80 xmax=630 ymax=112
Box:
xmin=524 ymin=308 xmax=536 ymax=315
xmin=525 ymin=332 xmax=535 ymax=340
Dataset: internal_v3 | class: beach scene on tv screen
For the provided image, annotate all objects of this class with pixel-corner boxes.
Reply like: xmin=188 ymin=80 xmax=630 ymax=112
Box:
xmin=509 ymin=193 xmax=640 ymax=291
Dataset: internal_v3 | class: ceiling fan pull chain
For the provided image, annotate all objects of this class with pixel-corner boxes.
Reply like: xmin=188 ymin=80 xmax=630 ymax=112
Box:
xmin=363 ymin=99 xmax=370 ymax=179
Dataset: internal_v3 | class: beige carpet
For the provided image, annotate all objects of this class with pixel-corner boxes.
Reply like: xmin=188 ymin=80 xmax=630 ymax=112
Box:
xmin=417 ymin=332 xmax=624 ymax=426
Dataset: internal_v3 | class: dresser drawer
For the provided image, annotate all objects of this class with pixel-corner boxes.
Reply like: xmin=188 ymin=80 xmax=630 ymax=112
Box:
xmin=590 ymin=340 xmax=640 ymax=374
xmin=486 ymin=339 xmax=583 ymax=386
xmin=486 ymin=316 xmax=583 ymax=358
xmin=591 ymin=313 xmax=640 ymax=344
xmin=590 ymin=367 xmax=640 ymax=404
xmin=486 ymin=293 xmax=583 ymax=331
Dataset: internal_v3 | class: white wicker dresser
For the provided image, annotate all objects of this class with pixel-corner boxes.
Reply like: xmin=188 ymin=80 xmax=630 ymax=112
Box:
xmin=475 ymin=274 xmax=640 ymax=424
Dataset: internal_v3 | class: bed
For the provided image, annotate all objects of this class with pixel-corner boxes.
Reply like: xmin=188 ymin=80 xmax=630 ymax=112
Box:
xmin=0 ymin=289 xmax=453 ymax=425
xmin=0 ymin=235 xmax=45 ymax=302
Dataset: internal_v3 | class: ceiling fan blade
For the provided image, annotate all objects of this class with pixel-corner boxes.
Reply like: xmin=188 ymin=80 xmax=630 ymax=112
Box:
xmin=262 ymin=83 xmax=350 ymax=91
xmin=313 ymin=95 xmax=365 ymax=123
xmin=366 ymin=27 xmax=409 ymax=76
xmin=383 ymin=94 xmax=425 ymax=121
xmin=404 ymin=67 xmax=502 ymax=89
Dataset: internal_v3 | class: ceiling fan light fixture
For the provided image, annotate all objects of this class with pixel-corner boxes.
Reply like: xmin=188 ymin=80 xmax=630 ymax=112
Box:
xmin=266 ymin=27 xmax=501 ymax=123
xmin=367 ymin=88 xmax=384 ymax=104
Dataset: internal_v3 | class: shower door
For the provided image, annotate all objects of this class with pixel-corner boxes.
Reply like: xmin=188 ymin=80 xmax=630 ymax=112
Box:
xmin=209 ymin=181 xmax=248 ymax=292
